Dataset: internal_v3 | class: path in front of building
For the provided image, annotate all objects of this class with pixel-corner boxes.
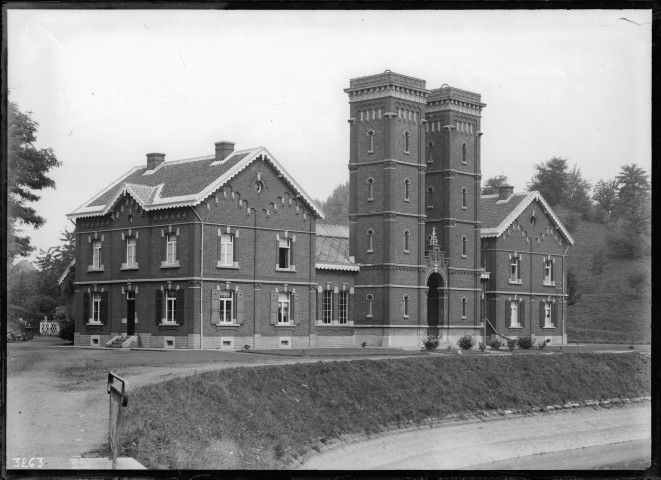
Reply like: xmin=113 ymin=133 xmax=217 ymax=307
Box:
xmin=298 ymin=403 xmax=651 ymax=470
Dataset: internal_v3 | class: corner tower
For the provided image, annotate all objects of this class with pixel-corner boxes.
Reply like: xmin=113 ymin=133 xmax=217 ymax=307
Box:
xmin=345 ymin=71 xmax=429 ymax=347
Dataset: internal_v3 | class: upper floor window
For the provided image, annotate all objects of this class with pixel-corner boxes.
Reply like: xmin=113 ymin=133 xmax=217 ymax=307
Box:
xmin=367 ymin=177 xmax=374 ymax=201
xmin=462 ymin=143 xmax=467 ymax=164
xmin=544 ymin=260 xmax=554 ymax=285
xmin=367 ymin=130 xmax=375 ymax=153
xmin=219 ymin=233 xmax=234 ymax=266
xmin=322 ymin=290 xmax=333 ymax=324
xmin=278 ymin=292 xmax=291 ymax=324
xmin=403 ymin=230 xmax=410 ymax=253
xmin=92 ymin=239 xmax=102 ymax=269
xmin=124 ymin=236 xmax=138 ymax=269
xmin=404 ymin=131 xmax=410 ymax=154
xmin=403 ymin=295 xmax=410 ymax=318
xmin=278 ymin=238 xmax=291 ymax=269
xmin=404 ymin=179 xmax=410 ymax=201
xmin=510 ymin=256 xmax=521 ymax=284
xmin=461 ymin=236 xmax=467 ymax=257
xmin=461 ymin=188 xmax=468 ymax=209
xmin=426 ymin=186 xmax=434 ymax=209
xmin=366 ymin=294 xmax=374 ymax=317
xmin=338 ymin=291 xmax=349 ymax=325
xmin=461 ymin=297 xmax=467 ymax=318
xmin=426 ymin=141 xmax=434 ymax=164
xmin=367 ymin=229 xmax=374 ymax=253
xmin=166 ymin=233 xmax=177 ymax=264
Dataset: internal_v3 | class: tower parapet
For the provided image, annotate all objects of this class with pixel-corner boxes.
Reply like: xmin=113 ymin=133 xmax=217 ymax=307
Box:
xmin=426 ymin=86 xmax=486 ymax=115
xmin=345 ymin=70 xmax=430 ymax=104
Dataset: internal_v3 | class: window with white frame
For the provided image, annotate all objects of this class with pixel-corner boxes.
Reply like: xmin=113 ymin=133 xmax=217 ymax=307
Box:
xmin=543 ymin=301 xmax=553 ymax=328
xmin=367 ymin=229 xmax=374 ymax=252
xmin=544 ymin=260 xmax=554 ymax=285
xmin=404 ymin=131 xmax=410 ymax=153
xmin=366 ymin=294 xmax=374 ymax=317
xmin=404 ymin=230 xmax=410 ymax=252
xmin=338 ymin=291 xmax=348 ymax=325
xmin=462 ymin=142 xmax=467 ymax=164
xmin=322 ymin=290 xmax=333 ymax=324
xmin=166 ymin=232 xmax=177 ymax=264
xmin=367 ymin=178 xmax=374 ymax=201
xmin=510 ymin=300 xmax=520 ymax=327
xmin=219 ymin=233 xmax=234 ymax=266
xmin=404 ymin=179 xmax=410 ymax=201
xmin=126 ymin=236 xmax=137 ymax=268
xmin=278 ymin=292 xmax=291 ymax=324
xmin=164 ymin=290 xmax=177 ymax=324
xmin=461 ymin=188 xmax=467 ymax=209
xmin=461 ymin=297 xmax=467 ymax=318
xmin=461 ymin=236 xmax=467 ymax=257
xmin=510 ymin=256 xmax=521 ymax=283
xmin=218 ymin=290 xmax=233 ymax=323
xmin=367 ymin=130 xmax=375 ymax=153
xmin=278 ymin=238 xmax=291 ymax=269
xmin=92 ymin=239 xmax=102 ymax=269
xmin=92 ymin=292 xmax=102 ymax=323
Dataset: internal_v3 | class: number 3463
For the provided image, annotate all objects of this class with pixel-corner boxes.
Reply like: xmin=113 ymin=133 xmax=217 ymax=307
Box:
xmin=12 ymin=458 xmax=44 ymax=468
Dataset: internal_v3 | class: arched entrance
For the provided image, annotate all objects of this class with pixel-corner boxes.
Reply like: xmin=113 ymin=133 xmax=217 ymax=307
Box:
xmin=427 ymin=272 xmax=445 ymax=338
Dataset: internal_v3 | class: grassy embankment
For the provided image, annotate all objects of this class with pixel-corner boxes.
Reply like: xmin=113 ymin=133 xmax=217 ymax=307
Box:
xmin=556 ymin=208 xmax=651 ymax=344
xmin=117 ymin=353 xmax=650 ymax=469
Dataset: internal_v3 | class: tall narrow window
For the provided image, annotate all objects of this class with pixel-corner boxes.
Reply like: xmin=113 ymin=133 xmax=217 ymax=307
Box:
xmin=338 ymin=291 xmax=348 ymax=325
xmin=367 ymin=130 xmax=375 ymax=153
xmin=544 ymin=260 xmax=553 ymax=285
xmin=165 ymin=290 xmax=177 ymax=324
xmin=403 ymin=295 xmax=410 ymax=318
xmin=366 ymin=294 xmax=374 ymax=317
xmin=278 ymin=238 xmax=291 ymax=269
xmin=510 ymin=300 xmax=519 ymax=327
xmin=92 ymin=239 xmax=102 ymax=269
xmin=510 ymin=256 xmax=521 ymax=283
xmin=322 ymin=290 xmax=333 ymax=324
xmin=461 ymin=236 xmax=467 ymax=257
xmin=219 ymin=233 xmax=234 ymax=266
xmin=166 ymin=233 xmax=177 ymax=264
xmin=92 ymin=292 xmax=102 ymax=323
xmin=461 ymin=297 xmax=467 ymax=318
xmin=126 ymin=236 xmax=137 ymax=268
xmin=461 ymin=188 xmax=467 ymax=209
xmin=404 ymin=131 xmax=410 ymax=153
xmin=366 ymin=229 xmax=374 ymax=252
xmin=404 ymin=179 xmax=410 ymax=201
xmin=219 ymin=290 xmax=234 ymax=323
xmin=426 ymin=186 xmax=434 ymax=209
xmin=462 ymin=143 xmax=467 ymax=164
xmin=278 ymin=292 xmax=290 ymax=324
xmin=544 ymin=302 xmax=553 ymax=327
xmin=427 ymin=141 xmax=434 ymax=164
xmin=367 ymin=178 xmax=374 ymax=201
xmin=403 ymin=230 xmax=410 ymax=252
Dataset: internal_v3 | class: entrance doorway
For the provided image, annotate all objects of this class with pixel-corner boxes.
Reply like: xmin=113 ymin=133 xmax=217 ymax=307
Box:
xmin=427 ymin=272 xmax=444 ymax=337
xmin=126 ymin=291 xmax=136 ymax=336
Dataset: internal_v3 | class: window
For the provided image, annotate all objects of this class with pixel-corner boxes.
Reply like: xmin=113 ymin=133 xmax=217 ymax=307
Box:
xmin=218 ymin=290 xmax=234 ymax=323
xmin=278 ymin=292 xmax=290 ymax=324
xmin=404 ymin=179 xmax=410 ymax=201
xmin=461 ymin=297 xmax=467 ymax=318
xmin=543 ymin=302 xmax=554 ymax=328
xmin=367 ymin=130 xmax=375 ymax=153
xmin=126 ymin=236 xmax=137 ymax=268
xmin=322 ymin=290 xmax=333 ymax=324
xmin=219 ymin=233 xmax=234 ymax=266
xmin=461 ymin=236 xmax=467 ymax=257
xmin=462 ymin=143 xmax=467 ymax=164
xmin=544 ymin=260 xmax=554 ymax=285
xmin=92 ymin=292 xmax=102 ymax=323
xmin=92 ymin=239 xmax=102 ymax=269
xmin=404 ymin=230 xmax=410 ymax=253
xmin=367 ymin=229 xmax=374 ymax=252
xmin=164 ymin=290 xmax=177 ymax=324
xmin=510 ymin=256 xmax=521 ymax=283
xmin=461 ymin=188 xmax=467 ymax=209
xmin=166 ymin=233 xmax=177 ymax=264
xmin=510 ymin=300 xmax=520 ymax=327
xmin=338 ymin=291 xmax=348 ymax=325
xmin=404 ymin=131 xmax=410 ymax=153
xmin=366 ymin=294 xmax=374 ymax=317
xmin=367 ymin=178 xmax=374 ymax=201
xmin=278 ymin=238 xmax=291 ymax=269
xmin=403 ymin=295 xmax=410 ymax=318
xmin=427 ymin=141 xmax=434 ymax=164
xmin=426 ymin=186 xmax=434 ymax=209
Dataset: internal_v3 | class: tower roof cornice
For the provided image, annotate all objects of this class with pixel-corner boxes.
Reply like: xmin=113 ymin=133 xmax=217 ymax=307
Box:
xmin=345 ymin=70 xmax=429 ymax=103
xmin=427 ymin=85 xmax=486 ymax=107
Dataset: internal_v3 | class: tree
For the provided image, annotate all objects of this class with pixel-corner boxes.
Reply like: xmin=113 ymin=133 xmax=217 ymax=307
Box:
xmin=562 ymin=165 xmax=592 ymax=216
xmin=7 ymin=101 xmax=61 ymax=259
xmin=614 ymin=164 xmax=650 ymax=235
xmin=317 ymin=181 xmax=350 ymax=225
xmin=592 ymin=179 xmax=618 ymax=217
xmin=566 ymin=268 xmax=582 ymax=306
xmin=527 ymin=157 xmax=569 ymax=206
xmin=481 ymin=174 xmax=508 ymax=195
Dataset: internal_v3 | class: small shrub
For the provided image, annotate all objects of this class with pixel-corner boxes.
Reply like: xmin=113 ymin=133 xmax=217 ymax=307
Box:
xmin=507 ymin=338 xmax=517 ymax=351
xmin=54 ymin=306 xmax=75 ymax=342
xmin=457 ymin=335 xmax=475 ymax=350
xmin=537 ymin=341 xmax=547 ymax=350
xmin=243 ymin=344 xmax=251 ymax=350
xmin=478 ymin=342 xmax=486 ymax=352
xmin=421 ymin=336 xmax=439 ymax=351
xmin=517 ymin=335 xmax=536 ymax=350
xmin=361 ymin=342 xmax=367 ymax=348
xmin=489 ymin=338 xmax=502 ymax=350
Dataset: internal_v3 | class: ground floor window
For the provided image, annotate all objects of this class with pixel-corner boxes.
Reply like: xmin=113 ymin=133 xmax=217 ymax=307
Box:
xmin=543 ymin=301 xmax=554 ymax=328
xmin=322 ymin=290 xmax=332 ymax=324
xmin=165 ymin=291 xmax=177 ymax=324
xmin=219 ymin=290 xmax=233 ymax=323
xmin=338 ymin=291 xmax=348 ymax=324
xmin=92 ymin=292 xmax=102 ymax=323
xmin=278 ymin=292 xmax=290 ymax=324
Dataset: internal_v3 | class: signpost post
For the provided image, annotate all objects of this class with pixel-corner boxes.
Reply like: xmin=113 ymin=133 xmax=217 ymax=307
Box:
xmin=107 ymin=372 xmax=129 ymax=469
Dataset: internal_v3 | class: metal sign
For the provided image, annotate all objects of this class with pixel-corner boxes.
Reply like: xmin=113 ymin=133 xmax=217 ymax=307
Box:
xmin=107 ymin=372 xmax=129 ymax=469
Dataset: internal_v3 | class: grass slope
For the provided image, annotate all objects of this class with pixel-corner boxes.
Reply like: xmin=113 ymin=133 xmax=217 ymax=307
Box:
xmin=118 ymin=353 xmax=650 ymax=469
xmin=556 ymin=208 xmax=651 ymax=343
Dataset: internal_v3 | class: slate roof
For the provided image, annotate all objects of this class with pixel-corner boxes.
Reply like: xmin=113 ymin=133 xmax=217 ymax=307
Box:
xmin=68 ymin=148 xmax=324 ymax=219
xmin=315 ymin=224 xmax=358 ymax=271
xmin=480 ymin=191 xmax=574 ymax=245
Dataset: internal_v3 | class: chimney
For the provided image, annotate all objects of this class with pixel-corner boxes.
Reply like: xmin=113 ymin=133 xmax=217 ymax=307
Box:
xmin=498 ymin=184 xmax=514 ymax=200
xmin=146 ymin=153 xmax=165 ymax=170
xmin=215 ymin=141 xmax=235 ymax=162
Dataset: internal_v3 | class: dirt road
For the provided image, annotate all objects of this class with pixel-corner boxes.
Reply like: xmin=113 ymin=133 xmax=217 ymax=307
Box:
xmin=299 ymin=403 xmax=651 ymax=470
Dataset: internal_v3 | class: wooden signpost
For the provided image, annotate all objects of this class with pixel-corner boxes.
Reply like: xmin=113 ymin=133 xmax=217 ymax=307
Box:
xmin=107 ymin=372 xmax=129 ymax=469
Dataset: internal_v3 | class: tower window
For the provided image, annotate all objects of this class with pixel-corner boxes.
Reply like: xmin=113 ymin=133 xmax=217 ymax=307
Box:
xmin=462 ymin=143 xmax=467 ymax=164
xmin=461 ymin=236 xmax=467 ymax=257
xmin=403 ymin=230 xmax=410 ymax=253
xmin=461 ymin=188 xmax=468 ymax=209
xmin=461 ymin=297 xmax=467 ymax=318
xmin=404 ymin=179 xmax=410 ymax=201
xmin=367 ymin=130 xmax=375 ymax=153
xmin=367 ymin=177 xmax=374 ymax=201
xmin=426 ymin=186 xmax=434 ymax=209
xmin=427 ymin=141 xmax=434 ymax=164
xmin=367 ymin=229 xmax=374 ymax=252
xmin=404 ymin=131 xmax=410 ymax=154
xmin=403 ymin=295 xmax=410 ymax=318
xmin=366 ymin=294 xmax=374 ymax=317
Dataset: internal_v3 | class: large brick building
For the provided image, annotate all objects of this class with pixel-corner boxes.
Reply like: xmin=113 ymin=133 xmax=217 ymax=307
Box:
xmin=68 ymin=71 xmax=573 ymax=349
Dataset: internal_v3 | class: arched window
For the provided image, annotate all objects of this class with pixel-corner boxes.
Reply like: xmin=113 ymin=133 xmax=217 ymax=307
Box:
xmin=403 ymin=230 xmax=410 ymax=252
xmin=461 ymin=187 xmax=467 ymax=209
xmin=404 ymin=178 xmax=410 ymax=201
xmin=462 ymin=143 xmax=467 ymax=164
xmin=426 ymin=141 xmax=434 ymax=164
xmin=367 ymin=229 xmax=374 ymax=252
xmin=461 ymin=235 xmax=467 ymax=257
xmin=426 ymin=186 xmax=434 ymax=209
xmin=461 ymin=297 xmax=467 ymax=318
xmin=403 ymin=295 xmax=410 ymax=318
xmin=367 ymin=177 xmax=374 ymax=201
xmin=404 ymin=131 xmax=410 ymax=153
xmin=367 ymin=130 xmax=375 ymax=153
xmin=366 ymin=294 xmax=374 ymax=317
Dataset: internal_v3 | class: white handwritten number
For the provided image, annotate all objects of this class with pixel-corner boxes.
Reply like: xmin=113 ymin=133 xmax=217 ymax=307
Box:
xmin=11 ymin=458 xmax=43 ymax=468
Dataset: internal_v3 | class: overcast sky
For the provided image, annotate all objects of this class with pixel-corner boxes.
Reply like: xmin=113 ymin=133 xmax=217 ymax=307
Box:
xmin=7 ymin=9 xmax=651 ymax=262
